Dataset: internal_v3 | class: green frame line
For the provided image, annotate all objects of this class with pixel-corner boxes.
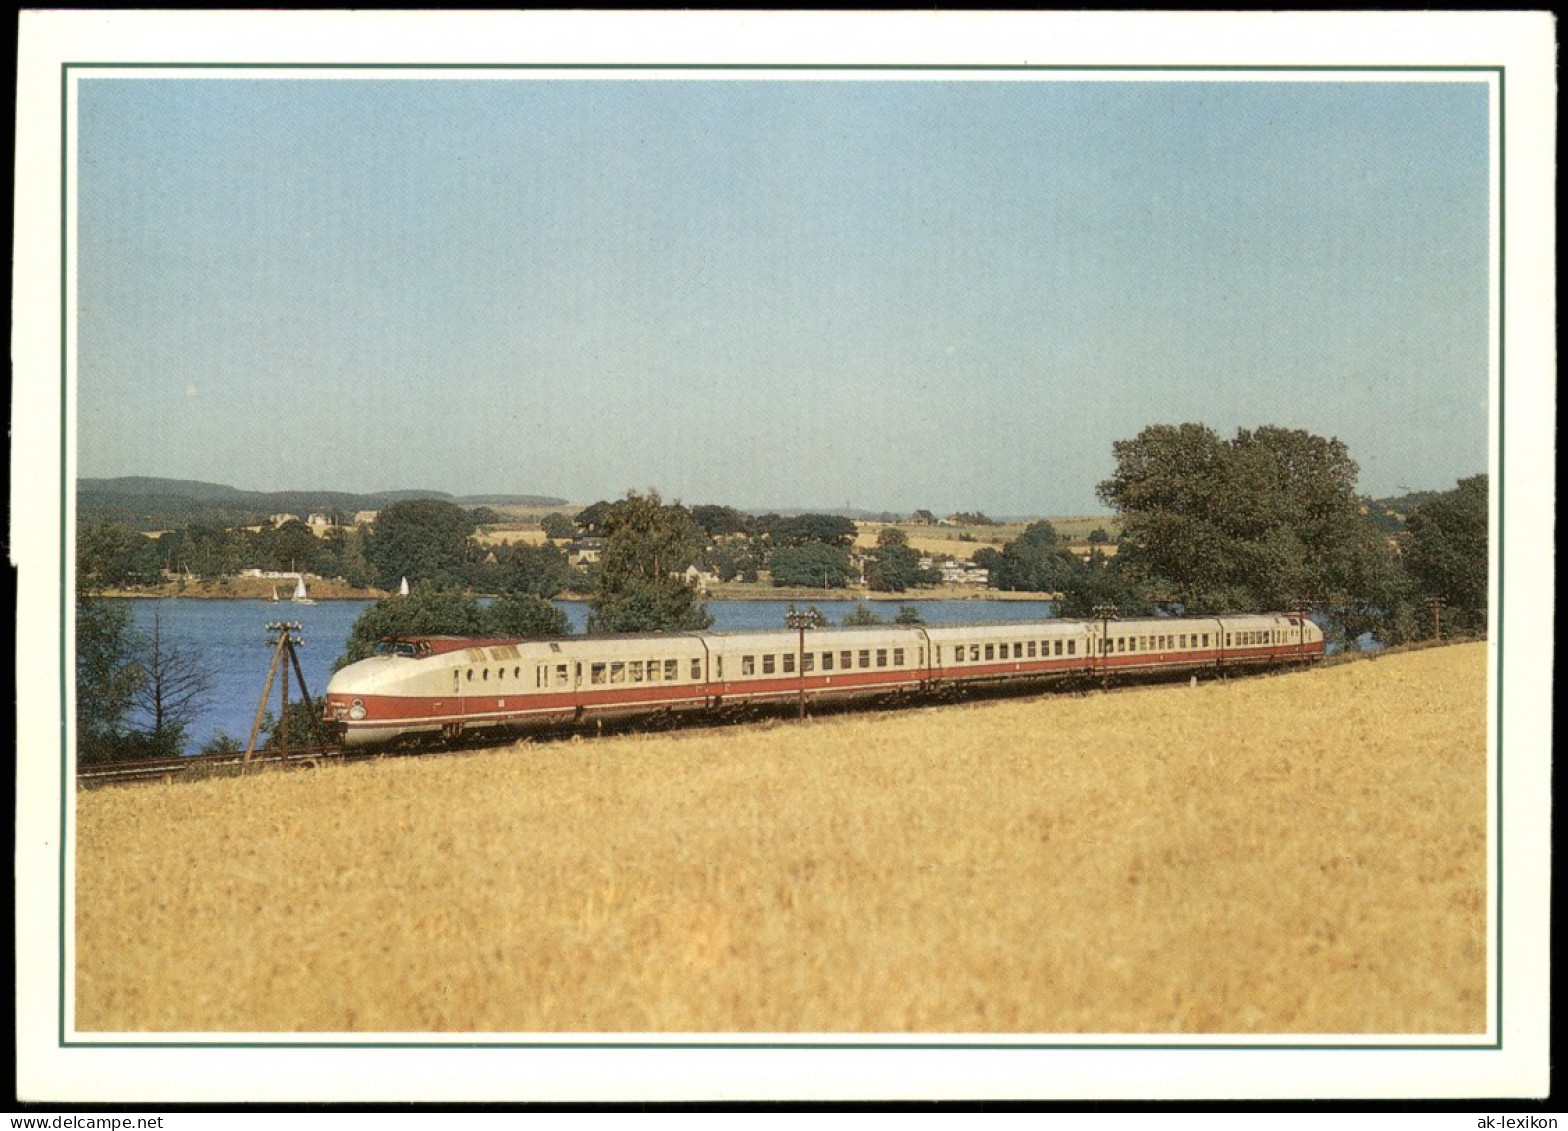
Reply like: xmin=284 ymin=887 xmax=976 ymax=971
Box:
xmin=57 ymin=59 xmax=1507 ymax=1055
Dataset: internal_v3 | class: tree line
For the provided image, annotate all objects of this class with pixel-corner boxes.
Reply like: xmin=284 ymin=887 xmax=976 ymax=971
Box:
xmin=74 ymin=423 xmax=1488 ymax=760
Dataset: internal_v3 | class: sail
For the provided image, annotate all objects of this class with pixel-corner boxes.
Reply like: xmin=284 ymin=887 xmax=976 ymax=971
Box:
xmin=294 ymin=576 xmax=307 ymax=600
xmin=399 ymin=576 xmax=410 ymax=596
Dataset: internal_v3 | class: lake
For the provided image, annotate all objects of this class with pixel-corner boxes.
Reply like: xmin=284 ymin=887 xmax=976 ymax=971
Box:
xmin=122 ymin=597 xmax=1060 ymax=753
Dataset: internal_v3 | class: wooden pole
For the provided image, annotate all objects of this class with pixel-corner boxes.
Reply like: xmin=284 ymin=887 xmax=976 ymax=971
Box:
xmin=243 ymin=636 xmax=286 ymax=765
xmin=285 ymin=640 xmax=324 ymax=744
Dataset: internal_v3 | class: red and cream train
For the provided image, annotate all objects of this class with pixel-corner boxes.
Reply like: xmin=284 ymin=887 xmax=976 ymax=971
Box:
xmin=323 ymin=612 xmax=1324 ymax=748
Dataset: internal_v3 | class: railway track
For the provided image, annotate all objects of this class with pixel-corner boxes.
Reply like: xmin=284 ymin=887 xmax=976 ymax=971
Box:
xmin=77 ymin=743 xmax=357 ymax=788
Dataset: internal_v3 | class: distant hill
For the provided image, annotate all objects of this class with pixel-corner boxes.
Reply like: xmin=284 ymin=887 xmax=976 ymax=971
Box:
xmin=76 ymin=477 xmax=567 ymax=529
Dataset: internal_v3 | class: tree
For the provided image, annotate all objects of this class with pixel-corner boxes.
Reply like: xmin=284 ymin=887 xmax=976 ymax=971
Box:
xmin=1054 ymin=551 xmax=1159 ymax=619
xmin=74 ymin=591 xmax=143 ymax=763
xmin=760 ymin=513 xmax=858 ymax=549
xmin=336 ymin=587 xmax=494 ymax=669
xmin=864 ymin=543 xmax=924 ymax=592
xmin=875 ymin=526 xmax=910 ymax=549
xmin=540 ymin=512 xmax=577 ymax=541
xmin=704 ymin=540 xmax=763 ymax=584
xmin=493 ymin=541 xmax=573 ymax=598
xmin=336 ymin=586 xmax=572 ymax=670
xmin=1402 ymin=474 xmax=1488 ymax=635
xmin=486 ymin=593 xmax=572 ymax=638
xmin=950 ymin=511 xmax=997 ymax=526
xmin=128 ymin=604 xmax=213 ymax=758
xmin=1088 ymin=527 xmax=1112 ymax=545
xmin=573 ymin=500 xmax=616 ymax=536
xmin=691 ymin=504 xmax=752 ymax=539
xmin=1096 ymin=423 xmax=1407 ymax=640
xmin=467 ymin=506 xmax=506 ymax=525
xmin=894 ymin=605 xmax=925 ymax=625
xmin=767 ymin=542 xmax=854 ymax=588
xmin=982 ymin=522 xmax=1081 ymax=594
xmin=587 ymin=490 xmax=713 ymax=634
xmin=366 ymin=499 xmax=477 ymax=590
xmin=841 ymin=603 xmax=884 ymax=626
xmin=77 ymin=519 xmax=161 ymax=588
xmin=251 ymin=519 xmax=322 ymax=574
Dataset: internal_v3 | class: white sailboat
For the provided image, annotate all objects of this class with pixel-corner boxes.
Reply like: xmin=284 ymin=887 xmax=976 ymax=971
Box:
xmin=269 ymin=585 xmax=279 ymax=603
xmin=399 ymin=576 xmax=410 ymax=597
xmin=291 ymin=575 xmax=316 ymax=605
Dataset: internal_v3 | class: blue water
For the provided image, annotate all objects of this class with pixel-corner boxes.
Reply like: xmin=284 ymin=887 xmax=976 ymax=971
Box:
xmin=124 ymin=597 xmax=1059 ymax=752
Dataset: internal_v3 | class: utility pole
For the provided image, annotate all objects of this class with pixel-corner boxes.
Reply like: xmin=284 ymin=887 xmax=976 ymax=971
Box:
xmin=1425 ymin=595 xmax=1447 ymax=642
xmin=244 ymin=621 xmax=320 ymax=767
xmin=1092 ymin=603 xmax=1118 ymax=690
xmin=785 ymin=606 xmax=824 ymax=720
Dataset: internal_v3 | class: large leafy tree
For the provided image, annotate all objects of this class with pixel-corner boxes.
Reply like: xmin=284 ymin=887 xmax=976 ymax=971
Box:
xmin=1402 ymin=474 xmax=1489 ymax=634
xmin=77 ymin=519 xmax=162 ymax=588
xmin=587 ymin=491 xmax=713 ymax=633
xmin=979 ymin=521 xmax=1081 ymax=593
xmin=758 ymin=513 xmax=858 ymax=549
xmin=491 ymin=541 xmax=574 ymax=598
xmin=864 ymin=543 xmax=927 ymax=593
xmin=251 ymin=518 xmax=324 ymax=574
xmin=1096 ymin=424 xmax=1409 ymax=641
xmin=336 ymin=586 xmax=570 ymax=669
xmin=768 ymin=542 xmax=854 ymax=589
xmin=366 ymin=499 xmax=477 ymax=590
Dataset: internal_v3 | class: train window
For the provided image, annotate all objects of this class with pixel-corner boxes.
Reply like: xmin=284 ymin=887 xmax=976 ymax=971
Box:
xmin=919 ymin=647 xmax=926 ymax=666
xmin=466 ymin=668 xmax=475 ymax=681
xmin=742 ymin=655 xmax=755 ymax=676
xmin=862 ymin=649 xmax=873 ymax=668
xmin=556 ymin=664 xmax=568 ymax=686
xmin=646 ymin=660 xmax=660 ymax=681
xmin=716 ymin=657 xmax=724 ymax=679
xmin=690 ymin=658 xmax=701 ymax=681
xmin=783 ymin=653 xmax=795 ymax=674
xmin=984 ymin=644 xmax=994 ymax=661
xmin=609 ymin=662 xmax=625 ymax=684
xmin=876 ymin=649 xmax=888 ymax=667
xmin=516 ymin=666 xmax=523 ymax=680
xmin=1028 ymin=641 xmax=1036 ymax=658
xmin=1202 ymin=634 xmax=1208 ymax=647
xmin=666 ymin=659 xmax=679 ymax=681
xmin=629 ymin=661 xmax=644 ymax=682
xmin=1120 ymin=637 xmax=1128 ymax=652
xmin=497 ymin=667 xmax=505 ymax=681
xmin=822 ymin=651 xmax=834 ymax=671
xmin=802 ymin=654 xmax=815 ymax=673
xmin=1066 ymin=640 xmax=1075 ymax=655
xmin=894 ymin=648 xmax=905 ymax=665
xmin=1010 ymin=643 xmax=1019 ymax=658
xmin=591 ymin=663 xmax=606 ymax=684
xmin=840 ymin=650 xmax=853 ymax=669
xmin=763 ymin=654 xmax=775 ymax=675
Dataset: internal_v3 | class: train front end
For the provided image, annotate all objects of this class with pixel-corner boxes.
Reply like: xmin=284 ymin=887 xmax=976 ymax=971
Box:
xmin=324 ymin=639 xmax=439 ymax=748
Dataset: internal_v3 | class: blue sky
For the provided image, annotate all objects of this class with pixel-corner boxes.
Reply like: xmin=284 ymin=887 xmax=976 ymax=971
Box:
xmin=76 ymin=77 xmax=1491 ymax=514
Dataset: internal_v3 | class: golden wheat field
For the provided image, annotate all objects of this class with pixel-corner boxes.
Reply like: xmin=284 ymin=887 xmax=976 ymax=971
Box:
xmin=75 ymin=643 xmax=1488 ymax=1034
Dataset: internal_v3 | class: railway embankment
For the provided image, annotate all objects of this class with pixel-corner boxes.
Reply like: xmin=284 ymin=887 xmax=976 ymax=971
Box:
xmin=75 ymin=641 xmax=1486 ymax=1034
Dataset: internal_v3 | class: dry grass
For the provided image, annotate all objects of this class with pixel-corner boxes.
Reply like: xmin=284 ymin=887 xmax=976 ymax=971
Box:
xmin=75 ymin=644 xmax=1487 ymax=1034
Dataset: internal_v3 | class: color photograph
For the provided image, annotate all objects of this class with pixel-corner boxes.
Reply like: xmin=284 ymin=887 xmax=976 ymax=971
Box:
xmin=14 ymin=10 xmax=1554 ymax=1104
